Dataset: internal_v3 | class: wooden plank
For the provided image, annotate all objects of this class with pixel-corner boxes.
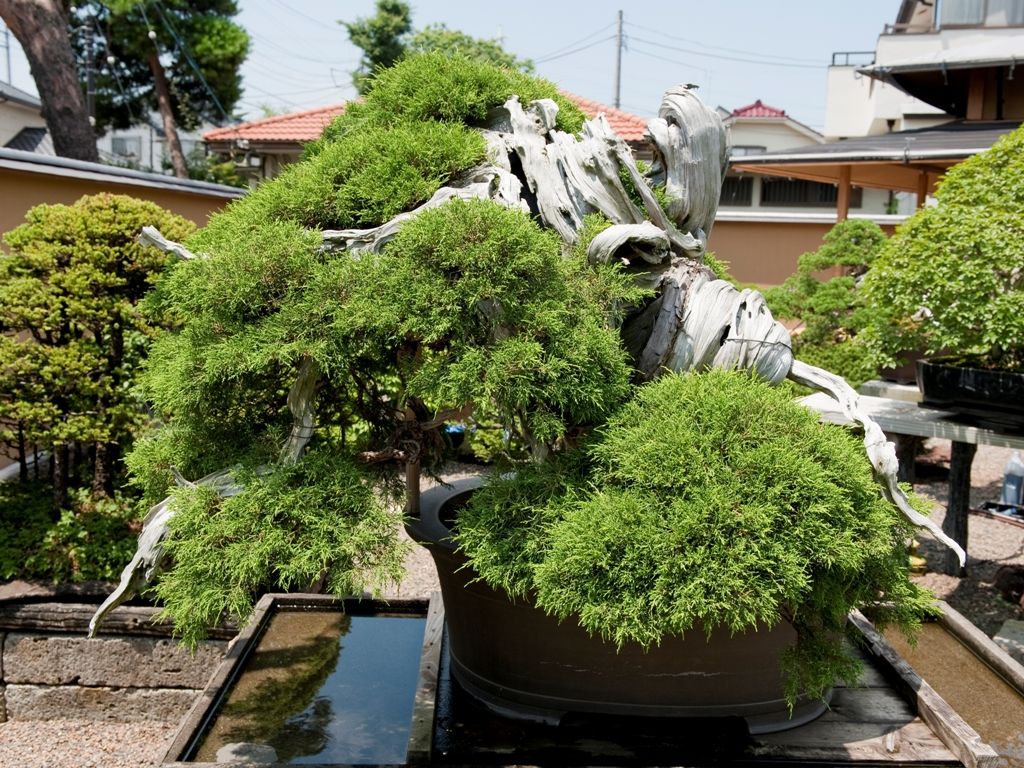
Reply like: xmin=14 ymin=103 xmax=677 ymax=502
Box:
xmin=849 ymin=610 xmax=1001 ymax=768
xmin=859 ymin=380 xmax=922 ymax=403
xmin=406 ymin=592 xmax=444 ymax=764
xmin=937 ymin=600 xmax=1024 ymax=696
xmin=821 ymin=686 xmax=917 ymax=723
xmin=755 ymin=719 xmax=958 ymax=763
xmin=161 ymin=593 xmax=277 ymax=764
xmin=800 ymin=392 xmax=1024 ymax=450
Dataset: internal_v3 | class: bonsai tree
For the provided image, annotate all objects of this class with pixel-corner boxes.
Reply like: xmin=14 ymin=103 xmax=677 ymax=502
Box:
xmin=765 ymin=219 xmax=887 ymax=388
xmin=861 ymin=124 xmax=1024 ymax=372
xmin=0 ymin=194 xmax=193 ymax=581
xmin=90 ymin=53 xmax=959 ymax=706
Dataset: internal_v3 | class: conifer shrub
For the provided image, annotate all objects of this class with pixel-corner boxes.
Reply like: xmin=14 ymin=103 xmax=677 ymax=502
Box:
xmin=765 ymin=219 xmax=887 ymax=388
xmin=861 ymin=124 xmax=1024 ymax=371
xmin=457 ymin=369 xmax=935 ymax=703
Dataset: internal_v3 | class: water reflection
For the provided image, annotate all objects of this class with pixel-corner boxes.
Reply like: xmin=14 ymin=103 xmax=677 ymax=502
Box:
xmin=194 ymin=610 xmax=427 ymax=765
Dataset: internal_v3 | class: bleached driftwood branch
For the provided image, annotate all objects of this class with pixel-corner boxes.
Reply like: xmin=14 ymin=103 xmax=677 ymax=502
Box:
xmin=138 ymin=225 xmax=201 ymax=260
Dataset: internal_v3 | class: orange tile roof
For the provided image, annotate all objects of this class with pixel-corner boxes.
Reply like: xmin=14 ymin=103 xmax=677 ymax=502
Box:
xmin=730 ymin=99 xmax=786 ymax=119
xmin=203 ymin=103 xmax=346 ymax=143
xmin=202 ymin=94 xmax=648 ymax=144
xmin=564 ymin=93 xmax=648 ymax=142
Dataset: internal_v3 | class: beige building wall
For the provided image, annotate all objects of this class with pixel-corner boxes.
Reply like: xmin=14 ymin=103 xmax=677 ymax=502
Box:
xmin=0 ymin=166 xmax=240 ymax=239
xmin=0 ymin=101 xmax=46 ymax=146
xmin=708 ymin=214 xmax=900 ymax=287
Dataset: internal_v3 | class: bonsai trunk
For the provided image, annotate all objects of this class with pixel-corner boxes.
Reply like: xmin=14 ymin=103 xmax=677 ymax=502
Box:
xmin=148 ymin=50 xmax=189 ymax=178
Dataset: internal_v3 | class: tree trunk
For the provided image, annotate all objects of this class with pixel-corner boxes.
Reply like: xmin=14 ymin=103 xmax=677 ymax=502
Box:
xmin=92 ymin=440 xmax=117 ymax=497
xmin=0 ymin=0 xmax=98 ymax=162
xmin=17 ymin=421 xmax=28 ymax=483
xmin=52 ymin=442 xmax=69 ymax=513
xmin=147 ymin=50 xmax=188 ymax=178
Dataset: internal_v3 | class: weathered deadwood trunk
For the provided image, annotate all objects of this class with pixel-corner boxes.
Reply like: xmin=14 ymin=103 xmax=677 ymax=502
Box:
xmin=148 ymin=49 xmax=188 ymax=178
xmin=0 ymin=0 xmax=98 ymax=162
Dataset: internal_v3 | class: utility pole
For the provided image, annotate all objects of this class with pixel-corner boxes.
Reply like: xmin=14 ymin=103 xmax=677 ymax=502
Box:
xmin=1 ymin=23 xmax=10 ymax=84
xmin=613 ymin=10 xmax=623 ymax=109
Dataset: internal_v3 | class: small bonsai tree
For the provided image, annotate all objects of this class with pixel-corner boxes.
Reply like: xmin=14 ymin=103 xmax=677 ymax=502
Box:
xmin=95 ymin=53 xmax=952 ymax=702
xmin=0 ymin=193 xmax=193 ymax=580
xmin=765 ymin=219 xmax=887 ymax=388
xmin=861 ymin=124 xmax=1024 ymax=371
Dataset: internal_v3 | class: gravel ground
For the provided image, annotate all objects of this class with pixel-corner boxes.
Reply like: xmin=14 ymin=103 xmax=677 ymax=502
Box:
xmin=2 ymin=448 xmax=1022 ymax=767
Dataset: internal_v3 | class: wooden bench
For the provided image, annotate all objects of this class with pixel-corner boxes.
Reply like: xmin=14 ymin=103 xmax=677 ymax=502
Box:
xmin=800 ymin=387 xmax=1024 ymax=576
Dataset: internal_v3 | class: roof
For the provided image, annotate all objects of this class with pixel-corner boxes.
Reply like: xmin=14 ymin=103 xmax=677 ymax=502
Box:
xmin=203 ymin=95 xmax=649 ymax=146
xmin=0 ymin=81 xmax=42 ymax=110
xmin=730 ymin=119 xmax=1020 ymax=192
xmin=0 ymin=147 xmax=246 ymax=199
xmin=859 ymin=37 xmax=1024 ymax=77
xmin=203 ymin=103 xmax=346 ymax=144
xmin=4 ymin=127 xmax=53 ymax=155
xmin=562 ymin=93 xmax=648 ymax=142
xmin=730 ymin=100 xmax=786 ymax=119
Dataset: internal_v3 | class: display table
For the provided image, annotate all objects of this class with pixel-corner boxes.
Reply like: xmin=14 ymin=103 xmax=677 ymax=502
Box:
xmin=800 ymin=391 xmax=1024 ymax=576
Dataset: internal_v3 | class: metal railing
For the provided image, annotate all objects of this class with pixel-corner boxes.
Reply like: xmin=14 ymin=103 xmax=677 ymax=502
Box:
xmin=831 ymin=51 xmax=876 ymax=67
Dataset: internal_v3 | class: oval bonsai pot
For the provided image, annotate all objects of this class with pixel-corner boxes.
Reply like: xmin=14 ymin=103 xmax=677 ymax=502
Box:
xmin=916 ymin=356 xmax=1024 ymax=433
xmin=405 ymin=477 xmax=830 ymax=735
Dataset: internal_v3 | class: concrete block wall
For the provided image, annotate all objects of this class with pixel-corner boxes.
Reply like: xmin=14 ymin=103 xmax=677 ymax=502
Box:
xmin=0 ymin=631 xmax=227 ymax=722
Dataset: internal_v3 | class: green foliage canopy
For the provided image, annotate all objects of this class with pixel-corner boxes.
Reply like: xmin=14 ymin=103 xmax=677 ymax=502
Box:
xmin=861 ymin=124 xmax=1024 ymax=371
xmin=0 ymin=193 xmax=194 ymax=502
xmin=764 ymin=219 xmax=888 ymax=387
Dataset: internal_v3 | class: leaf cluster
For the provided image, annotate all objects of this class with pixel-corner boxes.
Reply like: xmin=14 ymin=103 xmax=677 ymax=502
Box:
xmin=861 ymin=124 xmax=1024 ymax=370
xmin=764 ymin=219 xmax=887 ymax=387
xmin=0 ymin=193 xmax=193 ymax=465
xmin=457 ymin=369 xmax=935 ymax=703
xmin=154 ymin=448 xmax=407 ymax=647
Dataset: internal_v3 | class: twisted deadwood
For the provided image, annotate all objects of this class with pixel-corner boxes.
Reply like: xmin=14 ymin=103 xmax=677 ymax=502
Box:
xmin=90 ymin=84 xmax=964 ymax=637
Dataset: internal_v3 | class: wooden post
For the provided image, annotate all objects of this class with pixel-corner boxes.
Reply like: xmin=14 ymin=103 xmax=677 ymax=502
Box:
xmin=942 ymin=441 xmax=977 ymax=577
xmin=967 ymin=69 xmax=986 ymax=121
xmin=917 ymin=171 xmax=930 ymax=208
xmin=836 ymin=165 xmax=851 ymax=221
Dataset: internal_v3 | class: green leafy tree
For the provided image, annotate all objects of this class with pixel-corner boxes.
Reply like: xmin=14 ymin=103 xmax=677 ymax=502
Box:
xmin=0 ymin=193 xmax=194 ymax=511
xmin=862 ymin=124 xmax=1024 ymax=371
xmin=341 ymin=0 xmax=532 ymax=95
xmin=71 ymin=0 xmax=249 ymax=177
xmin=764 ymin=219 xmax=887 ymax=388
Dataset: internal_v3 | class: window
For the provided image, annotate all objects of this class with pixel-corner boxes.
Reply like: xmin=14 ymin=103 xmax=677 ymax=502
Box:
xmin=760 ymin=178 xmax=863 ymax=208
xmin=730 ymin=145 xmax=767 ymax=157
xmin=940 ymin=0 xmax=1024 ymax=25
xmin=111 ymin=135 xmax=141 ymax=159
xmin=720 ymin=176 xmax=753 ymax=206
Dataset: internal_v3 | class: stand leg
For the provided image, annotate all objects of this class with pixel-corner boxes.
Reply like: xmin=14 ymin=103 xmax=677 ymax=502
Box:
xmin=942 ymin=441 xmax=976 ymax=577
xmin=893 ymin=434 xmax=918 ymax=484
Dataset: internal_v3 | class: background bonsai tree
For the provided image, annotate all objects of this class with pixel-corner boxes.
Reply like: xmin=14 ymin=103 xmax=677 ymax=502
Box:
xmin=92 ymin=53 xmax=955 ymax=701
xmin=861 ymin=124 xmax=1024 ymax=372
xmin=765 ymin=219 xmax=887 ymax=388
xmin=0 ymin=193 xmax=193 ymax=581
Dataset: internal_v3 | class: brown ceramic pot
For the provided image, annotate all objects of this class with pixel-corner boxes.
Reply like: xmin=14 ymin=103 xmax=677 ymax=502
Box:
xmin=405 ymin=476 xmax=830 ymax=734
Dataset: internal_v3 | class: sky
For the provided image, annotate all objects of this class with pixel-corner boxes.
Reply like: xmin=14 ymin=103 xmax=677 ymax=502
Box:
xmin=2 ymin=0 xmax=903 ymax=131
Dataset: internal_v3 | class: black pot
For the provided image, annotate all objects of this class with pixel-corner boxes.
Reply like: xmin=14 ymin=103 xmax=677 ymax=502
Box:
xmin=405 ymin=477 xmax=830 ymax=734
xmin=916 ymin=356 xmax=1024 ymax=433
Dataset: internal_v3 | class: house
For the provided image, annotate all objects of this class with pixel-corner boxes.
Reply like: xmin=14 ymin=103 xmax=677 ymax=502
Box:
xmin=732 ymin=0 xmax=1023 ymax=217
xmin=0 ymin=81 xmax=49 ymax=153
xmin=203 ymin=95 xmax=652 ymax=185
xmin=708 ymin=100 xmax=902 ymax=285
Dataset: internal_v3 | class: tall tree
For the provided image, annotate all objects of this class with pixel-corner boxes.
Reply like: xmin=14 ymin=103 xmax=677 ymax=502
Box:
xmin=0 ymin=0 xmax=98 ymax=162
xmin=341 ymin=2 xmax=533 ymax=95
xmin=341 ymin=0 xmax=412 ymax=95
xmin=72 ymin=0 xmax=249 ymax=177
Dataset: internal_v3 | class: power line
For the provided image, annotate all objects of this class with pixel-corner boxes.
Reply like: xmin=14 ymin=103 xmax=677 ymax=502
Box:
xmin=628 ymin=44 xmax=709 ymax=78
xmin=627 ymin=34 xmax=825 ymax=70
xmin=247 ymin=30 xmax=357 ymax=66
xmin=534 ymin=35 xmax=616 ymax=65
xmin=530 ymin=21 xmax=616 ymax=62
xmin=624 ymin=20 xmax=823 ymax=65
xmin=264 ymin=0 xmax=331 ymax=27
